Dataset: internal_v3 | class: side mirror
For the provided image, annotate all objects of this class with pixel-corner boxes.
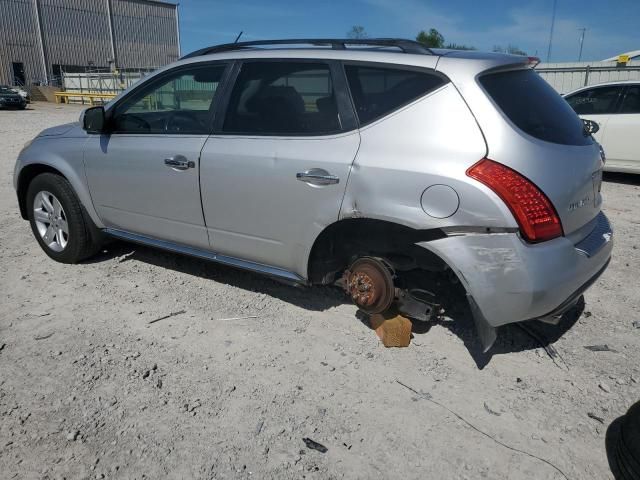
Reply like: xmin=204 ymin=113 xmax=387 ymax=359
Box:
xmin=82 ymin=106 xmax=106 ymax=133
xmin=582 ymin=119 xmax=600 ymax=136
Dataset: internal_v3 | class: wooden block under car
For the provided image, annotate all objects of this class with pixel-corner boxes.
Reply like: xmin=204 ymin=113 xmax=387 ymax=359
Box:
xmin=369 ymin=313 xmax=412 ymax=347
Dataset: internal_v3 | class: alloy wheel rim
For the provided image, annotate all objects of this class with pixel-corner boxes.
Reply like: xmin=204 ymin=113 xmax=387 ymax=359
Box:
xmin=33 ymin=191 xmax=69 ymax=252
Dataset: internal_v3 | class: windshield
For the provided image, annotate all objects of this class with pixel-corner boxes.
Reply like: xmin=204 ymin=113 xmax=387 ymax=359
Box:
xmin=480 ymin=69 xmax=593 ymax=146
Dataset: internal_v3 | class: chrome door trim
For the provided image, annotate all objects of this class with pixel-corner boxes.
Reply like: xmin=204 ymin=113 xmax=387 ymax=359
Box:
xmin=104 ymin=228 xmax=307 ymax=285
xmin=164 ymin=155 xmax=195 ymax=170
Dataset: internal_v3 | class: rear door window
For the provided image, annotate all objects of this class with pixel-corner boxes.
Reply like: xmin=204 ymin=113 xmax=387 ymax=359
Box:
xmin=565 ymin=86 xmax=624 ymax=115
xmin=222 ymin=61 xmax=341 ymax=135
xmin=480 ymin=69 xmax=592 ymax=146
xmin=344 ymin=65 xmax=446 ymax=125
xmin=620 ymin=85 xmax=640 ymax=114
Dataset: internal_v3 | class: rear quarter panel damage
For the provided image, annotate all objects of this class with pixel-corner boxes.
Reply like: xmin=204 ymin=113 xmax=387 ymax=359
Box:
xmin=339 ymin=83 xmax=517 ymax=231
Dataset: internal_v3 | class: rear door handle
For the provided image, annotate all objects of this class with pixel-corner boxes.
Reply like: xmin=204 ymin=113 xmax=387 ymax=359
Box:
xmin=164 ymin=155 xmax=195 ymax=171
xmin=296 ymin=168 xmax=340 ymax=186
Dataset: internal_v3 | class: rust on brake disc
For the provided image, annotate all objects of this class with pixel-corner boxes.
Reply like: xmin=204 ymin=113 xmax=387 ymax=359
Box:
xmin=347 ymin=271 xmax=378 ymax=307
xmin=342 ymin=258 xmax=395 ymax=314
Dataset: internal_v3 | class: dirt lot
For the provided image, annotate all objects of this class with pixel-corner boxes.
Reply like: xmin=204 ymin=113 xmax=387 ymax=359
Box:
xmin=1 ymin=102 xmax=639 ymax=480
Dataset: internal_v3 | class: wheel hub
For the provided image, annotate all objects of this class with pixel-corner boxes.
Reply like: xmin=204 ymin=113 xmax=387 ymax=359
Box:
xmin=33 ymin=190 xmax=69 ymax=253
xmin=343 ymin=257 xmax=395 ymax=314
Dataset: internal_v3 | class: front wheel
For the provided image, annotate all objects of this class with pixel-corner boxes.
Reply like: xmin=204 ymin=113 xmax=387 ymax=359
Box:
xmin=26 ymin=173 xmax=101 ymax=263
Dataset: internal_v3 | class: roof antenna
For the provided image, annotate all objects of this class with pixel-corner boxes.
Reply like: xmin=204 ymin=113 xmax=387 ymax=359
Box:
xmin=234 ymin=31 xmax=243 ymax=43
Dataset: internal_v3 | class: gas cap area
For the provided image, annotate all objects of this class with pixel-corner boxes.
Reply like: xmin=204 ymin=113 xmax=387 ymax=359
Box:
xmin=420 ymin=184 xmax=460 ymax=219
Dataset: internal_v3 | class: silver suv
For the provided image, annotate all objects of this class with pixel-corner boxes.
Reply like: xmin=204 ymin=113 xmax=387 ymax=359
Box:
xmin=13 ymin=39 xmax=613 ymax=350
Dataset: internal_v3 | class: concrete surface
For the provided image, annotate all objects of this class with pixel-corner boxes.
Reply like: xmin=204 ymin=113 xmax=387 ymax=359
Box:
xmin=1 ymin=102 xmax=639 ymax=480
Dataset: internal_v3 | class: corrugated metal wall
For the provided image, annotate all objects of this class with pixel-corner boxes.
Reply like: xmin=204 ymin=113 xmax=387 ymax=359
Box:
xmin=0 ymin=0 xmax=178 ymax=86
xmin=39 ymin=0 xmax=113 ymax=71
xmin=0 ymin=0 xmax=44 ymax=85
xmin=111 ymin=0 xmax=179 ymax=68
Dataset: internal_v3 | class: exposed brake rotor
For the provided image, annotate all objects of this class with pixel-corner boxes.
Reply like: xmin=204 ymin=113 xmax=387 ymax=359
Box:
xmin=343 ymin=257 xmax=395 ymax=314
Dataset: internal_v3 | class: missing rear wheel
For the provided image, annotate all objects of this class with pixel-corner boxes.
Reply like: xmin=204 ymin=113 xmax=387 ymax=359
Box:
xmin=343 ymin=257 xmax=395 ymax=314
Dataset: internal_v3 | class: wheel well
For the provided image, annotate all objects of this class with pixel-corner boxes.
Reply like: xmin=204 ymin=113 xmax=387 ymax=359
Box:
xmin=17 ymin=164 xmax=65 ymax=219
xmin=307 ymin=218 xmax=448 ymax=285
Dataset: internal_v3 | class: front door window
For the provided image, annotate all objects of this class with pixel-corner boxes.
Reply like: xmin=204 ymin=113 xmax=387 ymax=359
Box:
xmin=566 ymin=86 xmax=623 ymax=115
xmin=111 ymin=65 xmax=225 ymax=135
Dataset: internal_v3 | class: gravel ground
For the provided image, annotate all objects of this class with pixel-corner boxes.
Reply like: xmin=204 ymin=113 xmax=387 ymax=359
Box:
xmin=1 ymin=102 xmax=639 ymax=480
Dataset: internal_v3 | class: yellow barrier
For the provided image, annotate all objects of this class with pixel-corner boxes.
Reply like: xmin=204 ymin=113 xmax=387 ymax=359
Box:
xmin=54 ymin=92 xmax=117 ymax=106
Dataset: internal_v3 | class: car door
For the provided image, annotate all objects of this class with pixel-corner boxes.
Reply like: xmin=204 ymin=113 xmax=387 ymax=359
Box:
xmin=565 ymin=85 xmax=624 ymax=145
xmin=199 ymin=60 xmax=360 ymax=277
xmin=599 ymin=84 xmax=640 ymax=171
xmin=84 ymin=62 xmax=228 ymax=250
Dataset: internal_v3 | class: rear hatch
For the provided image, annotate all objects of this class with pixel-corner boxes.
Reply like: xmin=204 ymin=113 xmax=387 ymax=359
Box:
xmin=476 ymin=68 xmax=603 ymax=238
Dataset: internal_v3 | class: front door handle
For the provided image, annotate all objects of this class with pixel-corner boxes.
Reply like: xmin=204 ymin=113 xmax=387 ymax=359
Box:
xmin=164 ymin=155 xmax=195 ymax=171
xmin=296 ymin=168 xmax=340 ymax=186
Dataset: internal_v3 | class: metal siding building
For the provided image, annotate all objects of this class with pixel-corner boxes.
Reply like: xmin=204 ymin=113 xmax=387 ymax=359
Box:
xmin=0 ymin=0 xmax=179 ymax=86
xmin=111 ymin=0 xmax=180 ymax=69
xmin=0 ymin=0 xmax=44 ymax=86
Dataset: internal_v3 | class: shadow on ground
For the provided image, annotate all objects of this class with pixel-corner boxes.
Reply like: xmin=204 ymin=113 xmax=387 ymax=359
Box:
xmin=86 ymin=240 xmax=345 ymax=312
xmin=88 ymin=240 xmax=584 ymax=370
xmin=358 ymin=287 xmax=583 ymax=370
xmin=604 ymin=172 xmax=640 ymax=186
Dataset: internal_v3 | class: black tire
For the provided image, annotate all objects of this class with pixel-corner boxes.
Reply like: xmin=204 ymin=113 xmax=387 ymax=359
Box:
xmin=26 ymin=172 xmax=101 ymax=263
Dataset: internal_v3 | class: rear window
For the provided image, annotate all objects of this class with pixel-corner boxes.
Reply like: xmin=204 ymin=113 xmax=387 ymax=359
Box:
xmin=223 ymin=61 xmax=340 ymax=136
xmin=480 ymin=69 xmax=592 ymax=146
xmin=345 ymin=65 xmax=446 ymax=125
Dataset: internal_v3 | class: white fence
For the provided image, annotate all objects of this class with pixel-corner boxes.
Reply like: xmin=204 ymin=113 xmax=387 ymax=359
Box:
xmin=536 ymin=61 xmax=640 ymax=94
xmin=61 ymin=69 xmax=158 ymax=103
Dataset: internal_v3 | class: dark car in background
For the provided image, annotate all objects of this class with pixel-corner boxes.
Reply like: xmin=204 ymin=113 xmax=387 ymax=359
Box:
xmin=0 ymin=86 xmax=27 ymax=110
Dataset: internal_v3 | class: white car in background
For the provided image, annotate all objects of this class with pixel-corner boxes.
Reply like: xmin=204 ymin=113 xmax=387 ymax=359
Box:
xmin=564 ymin=81 xmax=640 ymax=174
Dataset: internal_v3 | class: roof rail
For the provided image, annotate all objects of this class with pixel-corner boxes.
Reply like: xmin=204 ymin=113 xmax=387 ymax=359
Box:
xmin=181 ymin=38 xmax=434 ymax=59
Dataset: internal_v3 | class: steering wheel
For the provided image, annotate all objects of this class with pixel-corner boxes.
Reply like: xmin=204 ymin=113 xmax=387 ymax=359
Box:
xmin=165 ymin=111 xmax=204 ymax=133
xmin=119 ymin=114 xmax=150 ymax=132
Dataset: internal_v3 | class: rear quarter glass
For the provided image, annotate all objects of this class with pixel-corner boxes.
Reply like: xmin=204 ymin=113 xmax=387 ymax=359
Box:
xmin=344 ymin=64 xmax=447 ymax=125
xmin=480 ymin=69 xmax=593 ymax=146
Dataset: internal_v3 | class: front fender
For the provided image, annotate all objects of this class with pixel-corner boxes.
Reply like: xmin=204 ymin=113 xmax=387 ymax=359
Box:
xmin=15 ymin=136 xmax=104 ymax=228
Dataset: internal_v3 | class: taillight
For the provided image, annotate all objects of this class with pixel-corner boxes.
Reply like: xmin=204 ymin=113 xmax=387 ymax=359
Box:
xmin=466 ymin=159 xmax=563 ymax=243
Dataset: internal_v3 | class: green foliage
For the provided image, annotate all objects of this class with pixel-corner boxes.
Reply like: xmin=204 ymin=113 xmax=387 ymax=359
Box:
xmin=416 ymin=28 xmax=444 ymax=48
xmin=416 ymin=28 xmax=475 ymax=50
xmin=347 ymin=25 xmax=368 ymax=39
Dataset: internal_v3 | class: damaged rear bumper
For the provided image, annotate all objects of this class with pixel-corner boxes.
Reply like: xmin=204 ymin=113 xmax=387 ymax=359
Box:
xmin=417 ymin=212 xmax=613 ymax=350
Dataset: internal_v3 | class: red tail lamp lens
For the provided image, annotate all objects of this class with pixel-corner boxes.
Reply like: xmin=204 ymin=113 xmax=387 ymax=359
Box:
xmin=466 ymin=159 xmax=563 ymax=243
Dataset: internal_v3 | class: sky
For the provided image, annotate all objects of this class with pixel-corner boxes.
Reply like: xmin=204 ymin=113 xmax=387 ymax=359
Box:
xmin=176 ymin=0 xmax=639 ymax=63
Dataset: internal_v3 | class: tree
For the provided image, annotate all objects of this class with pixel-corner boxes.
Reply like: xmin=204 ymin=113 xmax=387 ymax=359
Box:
xmin=347 ymin=25 xmax=368 ymax=39
xmin=416 ymin=28 xmax=444 ymax=48
xmin=416 ymin=29 xmax=475 ymax=50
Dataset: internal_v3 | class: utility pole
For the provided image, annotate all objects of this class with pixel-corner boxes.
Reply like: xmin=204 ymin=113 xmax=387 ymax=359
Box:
xmin=578 ymin=27 xmax=587 ymax=61
xmin=546 ymin=0 xmax=557 ymax=62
